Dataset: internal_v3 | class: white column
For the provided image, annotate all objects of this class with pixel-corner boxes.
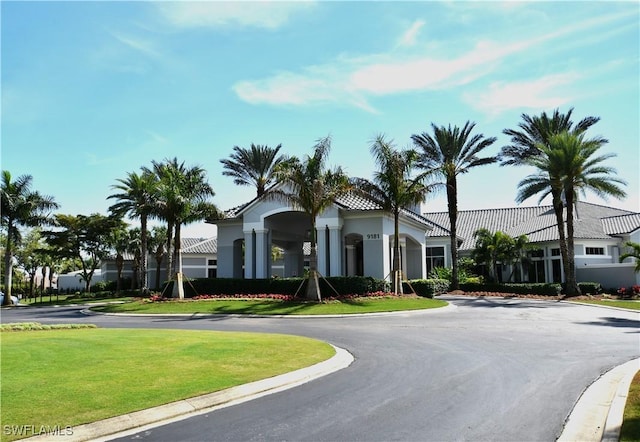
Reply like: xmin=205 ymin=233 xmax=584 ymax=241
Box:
xmin=243 ymin=230 xmax=255 ymax=279
xmin=316 ymin=227 xmax=328 ymax=276
xmin=329 ymin=226 xmax=342 ymax=276
xmin=255 ymin=228 xmax=270 ymax=278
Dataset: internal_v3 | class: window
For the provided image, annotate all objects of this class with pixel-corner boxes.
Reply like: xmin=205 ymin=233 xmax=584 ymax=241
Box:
xmin=585 ymin=247 xmax=605 ymax=255
xmin=207 ymin=259 xmax=217 ymax=278
xmin=529 ymin=249 xmax=544 ymax=258
xmin=426 ymin=247 xmax=445 ymax=273
xmin=551 ymin=248 xmax=561 ymax=256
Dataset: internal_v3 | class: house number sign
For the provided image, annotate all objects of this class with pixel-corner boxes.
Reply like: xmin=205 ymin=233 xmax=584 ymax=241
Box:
xmin=366 ymin=233 xmax=381 ymax=240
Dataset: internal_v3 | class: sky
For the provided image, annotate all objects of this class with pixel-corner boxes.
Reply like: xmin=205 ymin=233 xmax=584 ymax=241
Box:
xmin=2 ymin=1 xmax=639 ymax=239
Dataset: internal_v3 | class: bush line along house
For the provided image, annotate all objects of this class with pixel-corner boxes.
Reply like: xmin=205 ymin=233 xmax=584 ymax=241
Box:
xmin=67 ymin=194 xmax=639 ymax=292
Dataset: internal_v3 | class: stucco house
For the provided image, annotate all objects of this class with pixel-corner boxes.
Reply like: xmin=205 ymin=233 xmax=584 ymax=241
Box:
xmin=209 ymin=190 xmax=434 ymax=281
xmin=423 ymin=201 xmax=640 ymax=288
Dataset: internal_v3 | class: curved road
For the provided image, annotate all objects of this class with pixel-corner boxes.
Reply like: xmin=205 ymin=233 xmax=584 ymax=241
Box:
xmin=3 ymin=296 xmax=639 ymax=441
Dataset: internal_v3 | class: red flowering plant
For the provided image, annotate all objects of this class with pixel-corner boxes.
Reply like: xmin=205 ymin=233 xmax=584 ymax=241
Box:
xmin=617 ymin=287 xmax=627 ymax=296
xmin=632 ymin=285 xmax=640 ymax=295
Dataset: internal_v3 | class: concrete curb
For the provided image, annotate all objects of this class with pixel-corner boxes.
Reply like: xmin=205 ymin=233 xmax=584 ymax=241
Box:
xmin=22 ymin=345 xmax=354 ymax=442
xmin=80 ymin=301 xmax=456 ymax=319
xmin=557 ymin=357 xmax=640 ymax=442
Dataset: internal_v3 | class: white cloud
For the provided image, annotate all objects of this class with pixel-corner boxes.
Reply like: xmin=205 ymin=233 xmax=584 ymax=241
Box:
xmin=156 ymin=1 xmax=316 ymax=30
xmin=110 ymin=31 xmax=162 ymax=58
xmin=463 ymin=73 xmax=579 ymax=116
xmin=397 ymin=19 xmax=425 ymax=47
xmin=231 ymin=9 xmax=633 ymax=114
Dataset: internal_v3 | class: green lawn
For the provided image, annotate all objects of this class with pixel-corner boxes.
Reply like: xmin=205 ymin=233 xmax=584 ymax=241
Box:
xmin=570 ymin=299 xmax=640 ymax=310
xmin=18 ymin=294 xmax=135 ymax=306
xmin=621 ymin=370 xmax=640 ymax=441
xmin=91 ymin=296 xmax=448 ymax=315
xmin=0 ymin=328 xmax=334 ymax=442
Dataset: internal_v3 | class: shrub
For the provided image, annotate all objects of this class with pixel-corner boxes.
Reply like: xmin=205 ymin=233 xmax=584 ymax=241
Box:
xmin=163 ymin=276 xmax=388 ymax=298
xmin=407 ymin=279 xmax=450 ymax=298
xmin=578 ymin=282 xmax=602 ymax=295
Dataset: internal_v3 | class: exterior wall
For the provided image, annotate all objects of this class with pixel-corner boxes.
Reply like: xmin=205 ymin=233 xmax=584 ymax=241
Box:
xmin=576 ymin=263 xmax=639 ymax=289
xmin=574 ymin=239 xmax=620 ymax=266
xmin=216 ymin=222 xmax=244 ymax=278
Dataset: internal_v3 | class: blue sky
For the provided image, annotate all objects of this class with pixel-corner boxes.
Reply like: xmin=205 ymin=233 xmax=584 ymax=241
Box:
xmin=2 ymin=1 xmax=638 ymax=238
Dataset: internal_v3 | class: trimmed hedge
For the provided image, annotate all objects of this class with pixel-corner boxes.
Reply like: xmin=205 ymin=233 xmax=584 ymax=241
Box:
xmin=163 ymin=276 xmax=388 ymax=298
xmin=406 ymin=279 xmax=450 ymax=298
xmin=459 ymin=282 xmax=562 ymax=296
xmin=161 ymin=276 xmax=454 ymax=298
xmin=578 ymin=282 xmax=603 ymax=295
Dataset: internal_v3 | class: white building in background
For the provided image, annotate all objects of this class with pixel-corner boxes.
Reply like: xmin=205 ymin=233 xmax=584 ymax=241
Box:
xmin=423 ymin=201 xmax=640 ymax=288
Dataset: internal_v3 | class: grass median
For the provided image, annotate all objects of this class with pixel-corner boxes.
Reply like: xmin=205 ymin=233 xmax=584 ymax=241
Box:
xmin=0 ymin=328 xmax=334 ymax=442
xmin=91 ymin=296 xmax=448 ymax=315
xmin=569 ymin=299 xmax=640 ymax=310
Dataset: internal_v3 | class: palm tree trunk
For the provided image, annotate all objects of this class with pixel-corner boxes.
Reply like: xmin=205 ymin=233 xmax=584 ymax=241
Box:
xmin=3 ymin=226 xmax=15 ymax=305
xmin=140 ymin=216 xmax=149 ymax=296
xmin=305 ymin=221 xmax=321 ymax=301
xmin=171 ymin=223 xmax=184 ymax=299
xmin=447 ymin=178 xmax=459 ymax=290
xmin=552 ymin=191 xmax=570 ymax=290
xmin=392 ymin=210 xmax=403 ymax=295
xmin=564 ymin=194 xmax=581 ymax=296
xmin=166 ymin=221 xmax=175 ymax=280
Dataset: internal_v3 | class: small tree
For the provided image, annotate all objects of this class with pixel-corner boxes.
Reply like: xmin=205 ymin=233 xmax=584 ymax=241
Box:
xmin=43 ymin=214 xmax=123 ymax=293
xmin=620 ymin=241 xmax=640 ymax=272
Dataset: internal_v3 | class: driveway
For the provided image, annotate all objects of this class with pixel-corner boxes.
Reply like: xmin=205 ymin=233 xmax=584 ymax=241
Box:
xmin=2 ymin=296 xmax=638 ymax=441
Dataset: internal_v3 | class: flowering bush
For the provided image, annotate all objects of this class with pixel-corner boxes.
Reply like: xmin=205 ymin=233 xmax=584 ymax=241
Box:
xmin=142 ymin=291 xmax=407 ymax=303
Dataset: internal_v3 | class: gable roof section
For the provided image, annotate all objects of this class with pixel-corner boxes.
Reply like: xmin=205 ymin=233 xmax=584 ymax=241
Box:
xmin=182 ymin=237 xmax=218 ymax=254
xmin=423 ymin=202 xmax=638 ymax=251
xmin=216 ymin=189 xmax=433 ymax=228
xmin=602 ymin=213 xmax=640 ymax=235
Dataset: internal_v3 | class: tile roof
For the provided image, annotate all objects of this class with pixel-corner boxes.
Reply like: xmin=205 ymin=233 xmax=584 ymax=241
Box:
xmin=423 ymin=201 xmax=639 ymax=251
xmin=109 ymin=237 xmax=217 ymax=260
xmin=602 ymin=213 xmax=640 ymax=235
xmin=217 ymin=190 xmax=433 ymax=227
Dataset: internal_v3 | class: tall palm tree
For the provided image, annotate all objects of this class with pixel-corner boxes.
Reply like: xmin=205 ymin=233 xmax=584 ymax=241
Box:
xmin=272 ymin=136 xmax=351 ymax=301
xmin=501 ymin=108 xmax=603 ymax=292
xmin=107 ymin=170 xmax=158 ymax=296
xmin=1 ymin=171 xmax=58 ymax=304
xmin=148 ymin=158 xmax=218 ymax=298
xmin=220 ymin=144 xmax=290 ymax=197
xmin=517 ymin=131 xmax=626 ymax=295
xmin=352 ymin=135 xmax=430 ymax=294
xmin=412 ymin=122 xmax=498 ymax=290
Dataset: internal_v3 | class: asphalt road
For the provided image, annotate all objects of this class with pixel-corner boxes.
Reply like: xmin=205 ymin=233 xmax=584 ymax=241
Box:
xmin=2 ymin=296 xmax=639 ymax=441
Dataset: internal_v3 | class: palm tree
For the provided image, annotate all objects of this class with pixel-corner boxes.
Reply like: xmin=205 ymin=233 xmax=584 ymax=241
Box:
xmin=272 ymin=136 xmax=351 ymax=301
xmin=471 ymin=229 xmax=513 ymax=283
xmin=619 ymin=242 xmax=640 ymax=272
xmin=107 ymin=224 xmax=131 ymax=294
xmin=352 ymin=135 xmax=430 ymax=294
xmin=412 ymin=122 xmax=498 ymax=290
xmin=220 ymin=144 xmax=290 ymax=197
xmin=517 ymin=131 xmax=626 ymax=295
xmin=148 ymin=158 xmax=218 ymax=298
xmin=1 ymin=171 xmax=58 ymax=304
xmin=108 ymin=171 xmax=158 ymax=296
xmin=148 ymin=226 xmax=167 ymax=291
xmin=501 ymin=108 xmax=603 ymax=293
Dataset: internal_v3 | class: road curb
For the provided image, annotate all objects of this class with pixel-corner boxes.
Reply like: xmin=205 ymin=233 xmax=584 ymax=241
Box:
xmin=557 ymin=357 xmax=640 ymax=442
xmin=21 ymin=345 xmax=354 ymax=442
